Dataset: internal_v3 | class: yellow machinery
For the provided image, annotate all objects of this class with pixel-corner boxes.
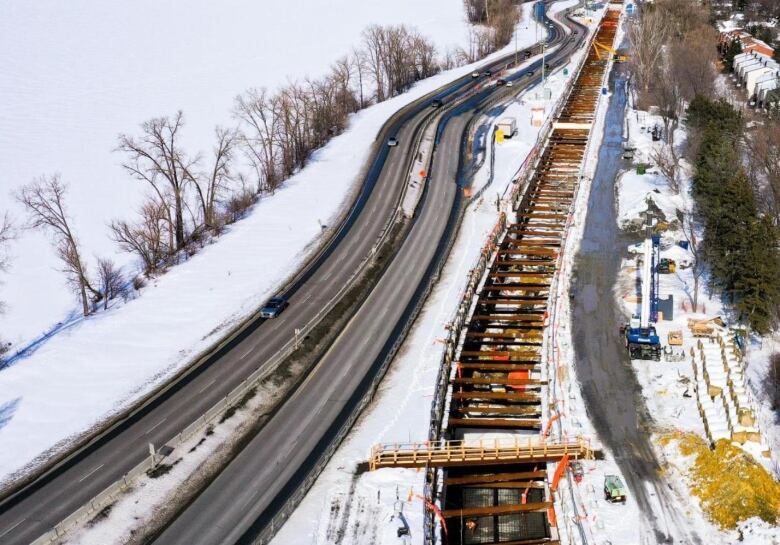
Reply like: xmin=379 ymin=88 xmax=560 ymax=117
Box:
xmin=592 ymin=41 xmax=627 ymax=62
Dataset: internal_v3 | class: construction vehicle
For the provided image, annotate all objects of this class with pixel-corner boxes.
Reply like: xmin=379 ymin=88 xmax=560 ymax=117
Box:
xmin=592 ymin=41 xmax=627 ymax=62
xmin=604 ymin=475 xmax=627 ymax=503
xmin=658 ymin=258 xmax=676 ymax=274
xmin=668 ymin=330 xmax=683 ymax=346
xmin=621 ymin=214 xmax=662 ymax=361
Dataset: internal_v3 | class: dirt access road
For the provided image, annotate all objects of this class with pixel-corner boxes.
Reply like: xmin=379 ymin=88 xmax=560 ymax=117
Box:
xmin=571 ymin=63 xmax=703 ymax=545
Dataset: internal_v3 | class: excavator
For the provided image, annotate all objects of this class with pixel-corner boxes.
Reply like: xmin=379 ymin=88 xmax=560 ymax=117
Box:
xmin=592 ymin=41 xmax=627 ymax=62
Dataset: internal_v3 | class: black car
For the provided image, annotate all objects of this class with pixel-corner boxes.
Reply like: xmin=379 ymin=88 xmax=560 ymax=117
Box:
xmin=496 ymin=78 xmax=507 ymax=86
xmin=431 ymin=99 xmax=443 ymax=108
xmin=482 ymin=69 xmax=492 ymax=77
xmin=260 ymin=297 xmax=289 ymax=318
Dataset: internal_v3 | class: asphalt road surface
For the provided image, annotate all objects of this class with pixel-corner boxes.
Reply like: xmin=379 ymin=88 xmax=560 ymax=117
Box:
xmin=153 ymin=10 xmax=588 ymax=545
xmin=571 ymin=63 xmax=703 ymax=545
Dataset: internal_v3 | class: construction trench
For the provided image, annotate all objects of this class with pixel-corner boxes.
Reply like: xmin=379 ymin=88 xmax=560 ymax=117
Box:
xmin=370 ymin=6 xmax=622 ymax=545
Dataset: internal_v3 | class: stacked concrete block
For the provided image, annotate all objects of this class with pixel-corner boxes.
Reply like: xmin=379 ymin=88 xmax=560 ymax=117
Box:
xmin=690 ymin=336 xmax=765 ymax=452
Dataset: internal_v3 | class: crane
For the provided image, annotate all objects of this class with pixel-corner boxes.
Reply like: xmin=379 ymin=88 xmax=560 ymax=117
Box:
xmin=592 ymin=41 xmax=627 ymax=62
xmin=621 ymin=213 xmax=661 ymax=361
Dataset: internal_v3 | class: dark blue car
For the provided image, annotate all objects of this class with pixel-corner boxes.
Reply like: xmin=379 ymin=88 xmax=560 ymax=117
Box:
xmin=260 ymin=297 xmax=289 ymax=319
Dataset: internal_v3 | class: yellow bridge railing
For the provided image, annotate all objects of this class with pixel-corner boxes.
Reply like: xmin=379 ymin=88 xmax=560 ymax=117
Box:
xmin=368 ymin=436 xmax=593 ymax=470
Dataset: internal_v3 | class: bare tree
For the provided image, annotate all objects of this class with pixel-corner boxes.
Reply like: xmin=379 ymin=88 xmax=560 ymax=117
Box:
xmin=670 ymin=26 xmax=718 ymax=101
xmin=351 ymin=47 xmax=368 ymax=109
xmin=362 ymin=25 xmax=388 ymax=103
xmin=626 ymin=9 xmax=670 ymax=97
xmin=192 ymin=127 xmax=237 ymax=230
xmin=95 ymin=258 xmax=125 ymax=310
xmin=746 ymin=120 xmax=780 ymax=222
xmin=17 ymin=175 xmax=96 ymax=316
xmin=0 ymin=213 xmax=15 ymax=317
xmin=0 ymin=213 xmax=13 ymax=276
xmin=678 ymin=210 xmax=705 ymax=312
xmin=654 ymin=0 xmax=709 ymax=40
xmin=110 ymin=199 xmax=168 ymax=275
xmin=652 ymin=145 xmax=681 ymax=194
xmin=116 ymin=111 xmax=199 ymax=252
xmin=234 ymin=88 xmax=282 ymax=193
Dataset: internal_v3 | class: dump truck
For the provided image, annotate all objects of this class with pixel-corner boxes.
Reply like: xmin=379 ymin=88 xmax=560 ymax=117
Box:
xmin=604 ymin=475 xmax=627 ymax=503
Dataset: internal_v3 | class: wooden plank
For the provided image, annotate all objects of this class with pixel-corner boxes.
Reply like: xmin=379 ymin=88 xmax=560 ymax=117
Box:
xmin=459 ymin=350 xmax=539 ymax=358
xmin=461 ymin=481 xmax=546 ymax=489
xmin=457 ymin=363 xmax=538 ymax=371
xmin=456 ymin=406 xmax=542 ymax=416
xmin=444 ymin=470 xmax=547 ymax=486
xmin=446 ymin=417 xmax=542 ymax=429
xmin=441 ymin=501 xmax=552 ymax=517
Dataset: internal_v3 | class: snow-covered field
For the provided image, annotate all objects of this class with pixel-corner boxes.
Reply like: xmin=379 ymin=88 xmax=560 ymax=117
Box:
xmin=0 ymin=0 xmax=518 ymax=485
xmin=0 ymin=0 xmax=475 ymax=347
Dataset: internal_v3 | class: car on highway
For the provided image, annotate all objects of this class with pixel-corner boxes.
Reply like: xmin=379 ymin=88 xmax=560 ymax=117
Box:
xmin=482 ymin=69 xmax=492 ymax=77
xmin=431 ymin=98 xmax=443 ymax=108
xmin=471 ymin=71 xmax=480 ymax=78
xmin=259 ymin=297 xmax=289 ymax=318
xmin=524 ymin=50 xmax=532 ymax=59
xmin=496 ymin=78 xmax=507 ymax=86
xmin=387 ymin=136 xmax=399 ymax=147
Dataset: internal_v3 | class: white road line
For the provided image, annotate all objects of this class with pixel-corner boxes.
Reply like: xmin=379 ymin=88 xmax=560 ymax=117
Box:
xmin=299 ymin=292 xmax=313 ymax=304
xmin=78 ymin=464 xmax=104 ymax=483
xmin=240 ymin=346 xmax=254 ymax=360
xmin=0 ymin=519 xmax=25 ymax=539
xmin=145 ymin=417 xmax=167 ymax=435
xmin=198 ymin=378 xmax=216 ymax=394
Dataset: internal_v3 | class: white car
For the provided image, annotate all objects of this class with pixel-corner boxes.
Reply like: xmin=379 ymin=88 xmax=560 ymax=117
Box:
xmin=387 ymin=137 xmax=399 ymax=147
xmin=471 ymin=71 xmax=480 ymax=78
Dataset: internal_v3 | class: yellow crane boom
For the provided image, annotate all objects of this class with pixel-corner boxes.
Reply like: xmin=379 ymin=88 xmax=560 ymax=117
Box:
xmin=592 ymin=41 xmax=627 ymax=62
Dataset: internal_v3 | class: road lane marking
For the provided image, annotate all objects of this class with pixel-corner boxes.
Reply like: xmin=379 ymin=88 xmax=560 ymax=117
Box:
xmin=0 ymin=519 xmax=26 ymax=539
xmin=198 ymin=378 xmax=217 ymax=394
xmin=299 ymin=292 xmax=313 ymax=303
xmin=145 ymin=418 xmax=167 ymax=435
xmin=240 ymin=346 xmax=254 ymax=360
xmin=78 ymin=464 xmax=104 ymax=483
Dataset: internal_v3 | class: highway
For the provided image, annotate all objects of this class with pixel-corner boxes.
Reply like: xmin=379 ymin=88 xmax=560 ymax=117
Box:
xmin=0 ymin=5 xmax=579 ymax=544
xmin=152 ymin=7 xmax=587 ymax=545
